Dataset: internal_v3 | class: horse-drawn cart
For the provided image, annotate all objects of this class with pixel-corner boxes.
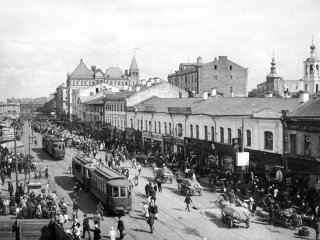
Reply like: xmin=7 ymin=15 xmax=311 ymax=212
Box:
xmin=153 ymin=167 xmax=174 ymax=184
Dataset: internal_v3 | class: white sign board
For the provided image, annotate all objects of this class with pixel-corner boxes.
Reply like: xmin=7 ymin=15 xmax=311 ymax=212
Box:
xmin=236 ymin=152 xmax=249 ymax=166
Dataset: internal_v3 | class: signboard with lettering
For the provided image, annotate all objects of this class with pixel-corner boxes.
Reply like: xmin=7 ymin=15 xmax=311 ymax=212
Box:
xmin=168 ymin=107 xmax=191 ymax=115
xmin=126 ymin=107 xmax=136 ymax=112
xmin=287 ymin=120 xmax=320 ymax=133
xmin=236 ymin=152 xmax=249 ymax=166
xmin=152 ymin=133 xmax=163 ymax=141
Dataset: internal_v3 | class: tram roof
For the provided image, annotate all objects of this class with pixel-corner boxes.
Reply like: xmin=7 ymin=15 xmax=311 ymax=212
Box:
xmin=93 ymin=166 xmax=126 ymax=180
xmin=73 ymin=153 xmax=95 ymax=165
xmin=109 ymin=179 xmax=132 ymax=187
xmin=43 ymin=134 xmax=64 ymax=142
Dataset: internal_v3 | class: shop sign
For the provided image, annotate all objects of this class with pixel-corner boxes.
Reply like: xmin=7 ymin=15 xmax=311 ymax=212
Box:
xmin=167 ymin=107 xmax=191 ymax=115
xmin=287 ymin=121 xmax=320 ymax=133
xmin=126 ymin=107 xmax=136 ymax=112
xmin=152 ymin=133 xmax=163 ymax=141
xmin=175 ymin=138 xmax=184 ymax=145
xmin=236 ymin=152 xmax=249 ymax=166
xmin=142 ymin=132 xmax=152 ymax=138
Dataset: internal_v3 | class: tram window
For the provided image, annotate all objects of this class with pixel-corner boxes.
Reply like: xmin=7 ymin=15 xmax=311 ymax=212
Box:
xmin=120 ymin=187 xmax=126 ymax=197
xmin=62 ymin=144 xmax=65 ymax=149
xmin=54 ymin=144 xmax=58 ymax=148
xmin=58 ymin=145 xmax=62 ymax=149
xmin=112 ymin=187 xmax=119 ymax=197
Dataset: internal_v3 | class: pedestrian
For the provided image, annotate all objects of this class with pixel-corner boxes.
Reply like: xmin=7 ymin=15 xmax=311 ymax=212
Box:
xmin=72 ymin=225 xmax=81 ymax=240
xmin=82 ymin=213 xmax=91 ymax=240
xmin=117 ymin=216 xmax=125 ymax=239
xmin=268 ymin=202 xmax=274 ymax=225
xmin=72 ymin=199 xmax=79 ymax=221
xmin=145 ymin=183 xmax=150 ymax=198
xmin=94 ymin=210 xmax=101 ymax=228
xmin=156 ymin=179 xmax=162 ymax=192
xmin=137 ymin=164 xmax=141 ymax=175
xmin=93 ymin=225 xmax=101 ymax=240
xmin=147 ymin=213 xmax=155 ymax=233
xmin=97 ymin=201 xmax=104 ymax=221
xmin=8 ymin=180 xmax=14 ymax=197
xmin=44 ymin=166 xmax=49 ymax=178
xmin=153 ymin=183 xmax=158 ymax=192
xmin=184 ymin=193 xmax=192 ymax=212
xmin=108 ymin=226 xmax=117 ymax=240
xmin=68 ymin=165 xmax=72 ymax=174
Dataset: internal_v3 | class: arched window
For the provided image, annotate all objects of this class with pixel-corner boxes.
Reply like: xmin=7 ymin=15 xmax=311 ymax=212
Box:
xmin=190 ymin=124 xmax=193 ymax=138
xmin=220 ymin=127 xmax=224 ymax=143
xmin=227 ymin=128 xmax=232 ymax=144
xmin=246 ymin=130 xmax=251 ymax=146
xmin=211 ymin=126 xmax=214 ymax=141
xmin=176 ymin=123 xmax=183 ymax=137
xmin=76 ymin=81 xmax=78 ymax=85
xmin=204 ymin=126 xmax=208 ymax=140
xmin=264 ymin=131 xmax=273 ymax=150
xmin=196 ymin=125 xmax=199 ymax=139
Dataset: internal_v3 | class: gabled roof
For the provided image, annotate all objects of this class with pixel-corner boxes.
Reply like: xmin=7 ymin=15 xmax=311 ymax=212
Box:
xmin=105 ymin=67 xmax=126 ymax=79
xmin=288 ymin=94 xmax=320 ymax=117
xmin=69 ymin=59 xmax=93 ymax=79
xmin=130 ymin=57 xmax=139 ymax=70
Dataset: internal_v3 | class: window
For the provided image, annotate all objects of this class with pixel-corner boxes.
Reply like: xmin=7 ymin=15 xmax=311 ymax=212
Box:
xmin=112 ymin=187 xmax=119 ymax=197
xmin=227 ymin=128 xmax=232 ymax=144
xmin=145 ymin=120 xmax=147 ymax=131
xmin=264 ymin=131 xmax=273 ymax=150
xmin=290 ymin=134 xmax=296 ymax=154
xmin=230 ymin=87 xmax=233 ymax=93
xmin=165 ymin=122 xmax=167 ymax=134
xmin=176 ymin=123 xmax=183 ymax=137
xmin=158 ymin=122 xmax=161 ymax=133
xmin=238 ymin=129 xmax=242 ymax=145
xmin=196 ymin=125 xmax=199 ymax=139
xmin=246 ymin=130 xmax=251 ymax=146
xmin=214 ymin=75 xmax=217 ymax=80
xmin=214 ymin=65 xmax=217 ymax=70
xmin=304 ymin=135 xmax=311 ymax=156
xmin=211 ymin=126 xmax=214 ymax=141
xmin=154 ymin=121 xmax=157 ymax=132
xmin=120 ymin=187 xmax=126 ymax=197
xmin=230 ymin=75 xmax=233 ymax=80
xmin=121 ymin=105 xmax=123 ymax=111
xmin=149 ymin=121 xmax=151 ymax=132
xmin=141 ymin=120 xmax=143 ymax=130
xmin=130 ymin=119 xmax=133 ymax=128
xmin=190 ymin=125 xmax=193 ymax=138
xmin=169 ymin=123 xmax=172 ymax=134
xmin=204 ymin=126 xmax=208 ymax=140
xmin=137 ymin=120 xmax=139 ymax=130
xmin=220 ymin=127 xmax=224 ymax=143
xmin=230 ymin=65 xmax=232 ymax=70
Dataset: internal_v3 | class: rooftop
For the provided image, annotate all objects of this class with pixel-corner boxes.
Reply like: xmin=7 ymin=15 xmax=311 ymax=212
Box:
xmin=288 ymin=94 xmax=320 ymax=117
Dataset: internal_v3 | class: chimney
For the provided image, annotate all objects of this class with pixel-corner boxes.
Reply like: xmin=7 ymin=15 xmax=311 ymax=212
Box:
xmin=197 ymin=56 xmax=202 ymax=64
xmin=203 ymin=92 xmax=208 ymax=100
xmin=91 ymin=66 xmax=96 ymax=72
xmin=300 ymin=92 xmax=309 ymax=103
xmin=211 ymin=88 xmax=217 ymax=97
xmin=136 ymin=86 xmax=140 ymax=92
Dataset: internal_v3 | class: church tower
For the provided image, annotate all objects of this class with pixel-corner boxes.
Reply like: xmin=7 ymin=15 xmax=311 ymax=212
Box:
xmin=265 ymin=54 xmax=283 ymax=93
xmin=129 ymin=56 xmax=140 ymax=85
xmin=302 ymin=38 xmax=320 ymax=93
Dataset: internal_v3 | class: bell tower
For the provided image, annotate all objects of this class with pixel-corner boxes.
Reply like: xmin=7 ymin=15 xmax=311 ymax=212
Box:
xmin=129 ymin=56 xmax=140 ymax=85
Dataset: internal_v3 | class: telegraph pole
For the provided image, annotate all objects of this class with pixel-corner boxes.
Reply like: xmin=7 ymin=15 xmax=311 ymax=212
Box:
xmin=14 ymin=121 xmax=18 ymax=190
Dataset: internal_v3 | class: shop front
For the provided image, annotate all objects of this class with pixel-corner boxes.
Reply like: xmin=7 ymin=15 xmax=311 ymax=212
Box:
xmin=152 ymin=133 xmax=163 ymax=153
xmin=125 ymin=128 xmax=135 ymax=151
xmin=215 ymin=142 xmax=234 ymax=172
xmin=175 ymin=138 xmax=184 ymax=160
xmin=244 ymin=148 xmax=283 ymax=177
xmin=135 ymin=131 xmax=142 ymax=152
xmin=142 ymin=132 xmax=152 ymax=153
xmin=163 ymin=135 xmax=174 ymax=154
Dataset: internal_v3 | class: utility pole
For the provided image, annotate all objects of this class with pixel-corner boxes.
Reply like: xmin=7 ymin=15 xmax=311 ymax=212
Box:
xmin=13 ymin=120 xmax=18 ymax=190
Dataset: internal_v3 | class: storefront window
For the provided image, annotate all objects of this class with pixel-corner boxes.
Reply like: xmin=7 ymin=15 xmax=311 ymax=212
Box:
xmin=196 ymin=125 xmax=199 ymax=139
xmin=204 ymin=126 xmax=208 ymax=140
xmin=227 ymin=128 xmax=231 ymax=144
xmin=149 ymin=121 xmax=151 ymax=132
xmin=304 ymin=135 xmax=311 ymax=156
xmin=169 ymin=123 xmax=172 ymax=134
xmin=190 ymin=125 xmax=193 ymax=138
xmin=264 ymin=131 xmax=273 ymax=150
xmin=290 ymin=134 xmax=296 ymax=154
xmin=154 ymin=121 xmax=157 ymax=133
xmin=158 ymin=122 xmax=161 ymax=133
xmin=246 ymin=130 xmax=251 ymax=146
xmin=220 ymin=127 xmax=224 ymax=143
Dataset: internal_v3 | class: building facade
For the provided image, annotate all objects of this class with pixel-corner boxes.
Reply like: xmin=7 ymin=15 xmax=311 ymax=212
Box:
xmin=56 ymin=83 xmax=68 ymax=118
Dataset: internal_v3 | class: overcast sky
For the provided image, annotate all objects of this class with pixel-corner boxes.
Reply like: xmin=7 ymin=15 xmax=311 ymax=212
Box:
xmin=0 ymin=0 xmax=319 ymax=102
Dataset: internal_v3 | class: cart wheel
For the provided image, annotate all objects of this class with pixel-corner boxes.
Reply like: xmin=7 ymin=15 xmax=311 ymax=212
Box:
xmin=245 ymin=219 xmax=250 ymax=229
xmin=228 ymin=218 xmax=233 ymax=228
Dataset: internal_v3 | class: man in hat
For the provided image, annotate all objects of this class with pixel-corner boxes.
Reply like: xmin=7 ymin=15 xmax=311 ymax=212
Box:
xmin=108 ymin=226 xmax=117 ymax=240
xmin=117 ymin=216 xmax=125 ymax=239
xmin=82 ymin=213 xmax=91 ymax=240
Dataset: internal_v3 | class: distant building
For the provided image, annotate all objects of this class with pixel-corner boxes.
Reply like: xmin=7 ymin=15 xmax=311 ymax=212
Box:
xmin=168 ymin=56 xmax=248 ymax=97
xmin=7 ymin=97 xmax=47 ymax=116
xmin=0 ymin=102 xmax=20 ymax=114
xmin=56 ymin=83 xmax=68 ymax=117
xmin=257 ymin=42 xmax=320 ymax=95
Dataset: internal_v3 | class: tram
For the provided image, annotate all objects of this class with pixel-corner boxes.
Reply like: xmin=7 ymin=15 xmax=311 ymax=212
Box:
xmin=42 ymin=134 xmax=65 ymax=160
xmin=90 ymin=166 xmax=132 ymax=214
xmin=72 ymin=153 xmax=98 ymax=189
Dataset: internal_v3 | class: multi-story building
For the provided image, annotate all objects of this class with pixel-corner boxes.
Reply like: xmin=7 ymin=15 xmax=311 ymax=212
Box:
xmin=282 ymin=92 xmax=320 ymax=190
xmin=128 ymin=90 xmax=301 ymax=175
xmin=67 ymin=57 xmax=140 ymax=121
xmin=168 ymin=56 xmax=248 ymax=97
xmin=7 ymin=97 xmax=47 ymax=116
xmin=257 ymin=42 xmax=320 ymax=95
xmin=56 ymin=83 xmax=68 ymax=118
xmin=0 ymin=102 xmax=20 ymax=114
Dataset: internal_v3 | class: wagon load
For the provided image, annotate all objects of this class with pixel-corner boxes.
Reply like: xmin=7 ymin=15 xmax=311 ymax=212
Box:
xmin=178 ymin=178 xmax=202 ymax=196
xmin=221 ymin=205 xmax=251 ymax=222
xmin=153 ymin=167 xmax=174 ymax=183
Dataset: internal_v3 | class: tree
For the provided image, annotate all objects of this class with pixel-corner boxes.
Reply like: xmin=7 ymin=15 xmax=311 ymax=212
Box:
xmin=248 ymin=88 xmax=265 ymax=98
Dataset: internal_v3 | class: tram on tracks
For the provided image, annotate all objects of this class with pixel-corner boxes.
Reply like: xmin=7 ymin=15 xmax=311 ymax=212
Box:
xmin=42 ymin=134 xmax=65 ymax=160
xmin=72 ymin=153 xmax=98 ymax=189
xmin=90 ymin=166 xmax=132 ymax=214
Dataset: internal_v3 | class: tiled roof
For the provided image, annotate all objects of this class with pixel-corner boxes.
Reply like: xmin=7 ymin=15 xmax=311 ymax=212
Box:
xmin=288 ymin=94 xmax=320 ymax=117
xmin=104 ymin=91 xmax=135 ymax=100
xmin=69 ymin=59 xmax=93 ymax=79
xmin=105 ymin=67 xmax=126 ymax=79
xmin=193 ymin=97 xmax=301 ymax=116
xmin=83 ymin=92 xmax=104 ymax=104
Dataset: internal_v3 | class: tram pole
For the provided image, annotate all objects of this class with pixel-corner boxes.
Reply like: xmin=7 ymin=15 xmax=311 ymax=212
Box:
xmin=14 ymin=120 xmax=18 ymax=190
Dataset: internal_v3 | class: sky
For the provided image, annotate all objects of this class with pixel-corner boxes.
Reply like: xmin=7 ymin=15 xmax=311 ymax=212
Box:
xmin=0 ymin=0 xmax=320 ymax=102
